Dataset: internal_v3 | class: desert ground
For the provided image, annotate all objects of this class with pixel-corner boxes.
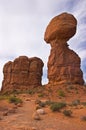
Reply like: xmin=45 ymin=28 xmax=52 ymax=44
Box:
xmin=0 ymin=84 xmax=86 ymax=130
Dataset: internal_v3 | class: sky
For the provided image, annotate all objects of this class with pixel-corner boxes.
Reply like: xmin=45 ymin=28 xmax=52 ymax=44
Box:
xmin=0 ymin=0 xmax=86 ymax=89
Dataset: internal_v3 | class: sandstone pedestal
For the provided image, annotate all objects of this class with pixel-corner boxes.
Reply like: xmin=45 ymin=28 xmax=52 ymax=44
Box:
xmin=44 ymin=12 xmax=84 ymax=85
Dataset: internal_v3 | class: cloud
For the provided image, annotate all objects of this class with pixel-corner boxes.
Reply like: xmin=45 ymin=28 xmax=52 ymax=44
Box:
xmin=0 ymin=0 xmax=86 ymax=88
xmin=82 ymin=58 xmax=86 ymax=82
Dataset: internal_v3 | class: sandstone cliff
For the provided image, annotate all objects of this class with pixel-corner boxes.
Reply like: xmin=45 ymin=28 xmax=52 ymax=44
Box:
xmin=1 ymin=56 xmax=44 ymax=93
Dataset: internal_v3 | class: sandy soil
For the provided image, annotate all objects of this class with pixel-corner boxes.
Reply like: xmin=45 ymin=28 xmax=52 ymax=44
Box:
xmin=0 ymin=84 xmax=86 ymax=130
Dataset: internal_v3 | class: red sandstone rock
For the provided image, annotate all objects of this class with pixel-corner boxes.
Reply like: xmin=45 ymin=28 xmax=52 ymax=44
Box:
xmin=44 ymin=12 xmax=77 ymax=43
xmin=1 ymin=56 xmax=44 ymax=93
xmin=44 ymin=12 xmax=84 ymax=85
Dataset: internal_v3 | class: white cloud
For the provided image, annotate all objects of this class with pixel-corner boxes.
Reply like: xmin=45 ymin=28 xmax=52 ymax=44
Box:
xmin=0 ymin=0 xmax=86 ymax=88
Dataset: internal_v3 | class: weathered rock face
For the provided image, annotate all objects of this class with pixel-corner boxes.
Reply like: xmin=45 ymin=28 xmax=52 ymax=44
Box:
xmin=44 ymin=12 xmax=84 ymax=85
xmin=1 ymin=56 xmax=44 ymax=93
xmin=44 ymin=12 xmax=77 ymax=43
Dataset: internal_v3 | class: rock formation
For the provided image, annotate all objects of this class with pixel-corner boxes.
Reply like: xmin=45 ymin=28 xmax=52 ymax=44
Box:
xmin=44 ymin=12 xmax=84 ymax=85
xmin=1 ymin=56 xmax=44 ymax=93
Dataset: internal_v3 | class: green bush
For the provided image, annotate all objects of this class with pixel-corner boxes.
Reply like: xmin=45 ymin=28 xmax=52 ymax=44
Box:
xmin=63 ymin=110 xmax=72 ymax=117
xmin=50 ymin=102 xmax=66 ymax=112
xmin=0 ymin=95 xmax=9 ymax=100
xmin=38 ymin=93 xmax=44 ymax=97
xmin=45 ymin=100 xmax=54 ymax=106
xmin=35 ymin=99 xmax=46 ymax=107
xmin=9 ymin=96 xmax=22 ymax=105
xmin=58 ymin=90 xmax=65 ymax=97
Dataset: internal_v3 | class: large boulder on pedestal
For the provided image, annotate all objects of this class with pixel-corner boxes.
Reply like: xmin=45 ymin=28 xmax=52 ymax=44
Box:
xmin=44 ymin=12 xmax=77 ymax=43
xmin=44 ymin=12 xmax=84 ymax=85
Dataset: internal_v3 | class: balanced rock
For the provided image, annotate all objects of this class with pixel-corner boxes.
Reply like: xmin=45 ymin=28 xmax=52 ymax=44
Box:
xmin=1 ymin=56 xmax=44 ymax=93
xmin=44 ymin=12 xmax=84 ymax=85
xmin=44 ymin=12 xmax=77 ymax=43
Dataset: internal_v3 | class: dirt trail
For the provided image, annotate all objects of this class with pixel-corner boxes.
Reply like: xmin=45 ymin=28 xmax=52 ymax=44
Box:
xmin=0 ymin=95 xmax=86 ymax=130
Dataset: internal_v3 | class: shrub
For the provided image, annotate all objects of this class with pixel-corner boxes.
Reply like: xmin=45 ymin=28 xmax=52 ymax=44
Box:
xmin=45 ymin=100 xmax=54 ymax=106
xmin=9 ymin=96 xmax=22 ymax=105
xmin=68 ymin=86 xmax=74 ymax=90
xmin=26 ymin=90 xmax=35 ymax=95
xmin=58 ymin=90 xmax=65 ymax=97
xmin=35 ymin=100 xmax=46 ymax=107
xmin=50 ymin=102 xmax=66 ymax=112
xmin=38 ymin=93 xmax=44 ymax=97
xmin=39 ymin=102 xmax=46 ymax=107
xmin=63 ymin=110 xmax=72 ymax=117
xmin=0 ymin=95 xmax=9 ymax=100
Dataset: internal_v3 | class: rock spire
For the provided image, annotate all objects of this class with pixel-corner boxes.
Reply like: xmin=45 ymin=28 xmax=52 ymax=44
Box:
xmin=44 ymin=12 xmax=84 ymax=85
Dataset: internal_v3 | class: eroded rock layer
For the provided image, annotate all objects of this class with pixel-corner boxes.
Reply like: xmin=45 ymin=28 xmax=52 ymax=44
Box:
xmin=1 ymin=56 xmax=44 ymax=93
xmin=44 ymin=12 xmax=84 ymax=85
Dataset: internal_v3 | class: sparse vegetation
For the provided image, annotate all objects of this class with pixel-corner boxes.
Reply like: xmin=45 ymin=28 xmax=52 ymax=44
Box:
xmin=0 ymin=95 xmax=6 ymax=100
xmin=68 ymin=86 xmax=74 ymax=90
xmin=0 ymin=94 xmax=9 ymax=100
xmin=57 ymin=90 xmax=65 ymax=97
xmin=63 ymin=110 xmax=72 ymax=117
xmin=45 ymin=100 xmax=54 ymax=106
xmin=11 ymin=90 xmax=21 ymax=94
xmin=47 ymin=87 xmax=52 ymax=93
xmin=9 ymin=96 xmax=22 ymax=105
xmin=38 ymin=93 xmax=44 ymax=97
xmin=39 ymin=101 xmax=46 ymax=107
xmin=35 ymin=99 xmax=46 ymax=107
xmin=26 ymin=90 xmax=35 ymax=95
xmin=50 ymin=102 xmax=66 ymax=112
xmin=81 ymin=102 xmax=86 ymax=106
